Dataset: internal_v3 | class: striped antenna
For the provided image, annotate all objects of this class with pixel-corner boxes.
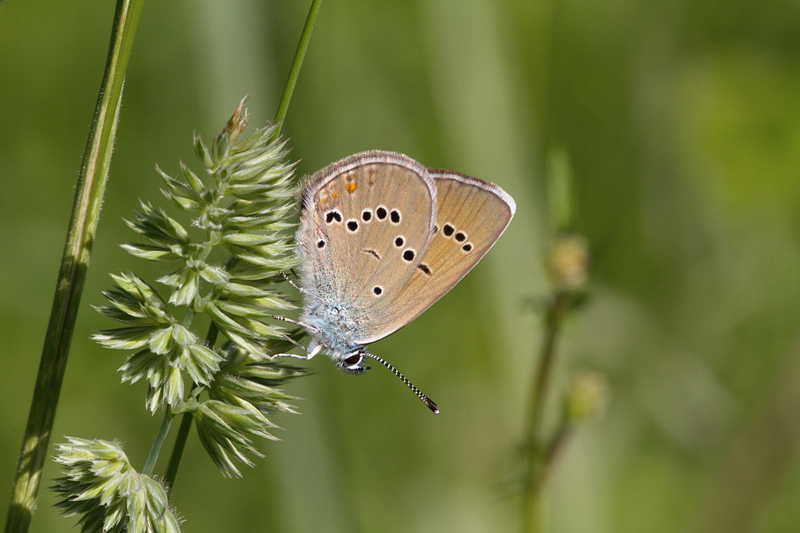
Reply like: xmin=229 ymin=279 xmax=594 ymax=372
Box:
xmin=363 ymin=352 xmax=439 ymax=414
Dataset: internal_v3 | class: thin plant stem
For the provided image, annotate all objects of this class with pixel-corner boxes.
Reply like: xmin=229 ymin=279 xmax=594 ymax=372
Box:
xmin=526 ymin=290 xmax=569 ymax=439
xmin=164 ymin=413 xmax=194 ymax=494
xmin=521 ymin=290 xmax=570 ymax=533
xmin=272 ymin=0 xmax=323 ymax=139
xmin=543 ymin=418 xmax=571 ymax=478
xmin=4 ymin=1 xmax=144 ymax=531
xmin=163 ymin=322 xmax=218 ymax=487
xmin=143 ymin=411 xmax=176 ymax=477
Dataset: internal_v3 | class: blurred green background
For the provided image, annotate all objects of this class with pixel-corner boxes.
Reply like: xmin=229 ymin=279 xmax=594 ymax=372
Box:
xmin=2 ymin=1 xmax=800 ymax=531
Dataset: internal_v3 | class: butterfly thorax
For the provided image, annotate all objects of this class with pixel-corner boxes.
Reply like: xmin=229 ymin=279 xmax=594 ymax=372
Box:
xmin=301 ymin=299 xmax=368 ymax=372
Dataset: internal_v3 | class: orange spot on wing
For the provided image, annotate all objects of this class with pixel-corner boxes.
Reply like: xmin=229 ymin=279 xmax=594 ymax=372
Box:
xmin=345 ymin=180 xmax=357 ymax=193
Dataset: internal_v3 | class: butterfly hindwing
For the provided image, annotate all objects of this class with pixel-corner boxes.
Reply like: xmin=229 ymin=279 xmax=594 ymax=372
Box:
xmin=351 ymin=169 xmax=516 ymax=344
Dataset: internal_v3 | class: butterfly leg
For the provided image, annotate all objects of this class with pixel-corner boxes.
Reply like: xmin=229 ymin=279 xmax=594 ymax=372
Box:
xmin=271 ymin=314 xmax=320 ymax=334
xmin=270 ymin=352 xmax=311 ymax=361
xmin=277 ymin=332 xmax=309 ymax=352
xmin=269 ymin=316 xmax=325 ymax=361
xmin=270 ymin=344 xmax=322 ymax=361
xmin=280 ymin=270 xmax=320 ymax=298
xmin=280 ymin=270 xmax=330 ymax=305
xmin=270 ymin=314 xmax=325 ymax=361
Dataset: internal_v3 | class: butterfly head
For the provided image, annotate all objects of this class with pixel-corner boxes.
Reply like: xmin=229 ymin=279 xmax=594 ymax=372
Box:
xmin=335 ymin=350 xmax=373 ymax=375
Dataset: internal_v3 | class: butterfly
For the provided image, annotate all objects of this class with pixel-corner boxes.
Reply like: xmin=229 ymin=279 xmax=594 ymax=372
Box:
xmin=293 ymin=151 xmax=515 ymax=413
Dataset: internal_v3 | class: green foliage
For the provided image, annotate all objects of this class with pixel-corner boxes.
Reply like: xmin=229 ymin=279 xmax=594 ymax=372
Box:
xmin=53 ymin=438 xmax=181 ymax=533
xmin=193 ymin=342 xmax=307 ymax=477
xmin=91 ymin=103 xmax=303 ymax=414
xmin=52 ymin=102 xmax=311 ymax=530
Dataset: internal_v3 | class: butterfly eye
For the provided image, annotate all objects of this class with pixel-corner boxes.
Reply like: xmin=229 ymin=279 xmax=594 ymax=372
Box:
xmin=461 ymin=243 xmax=473 ymax=253
xmin=338 ymin=352 xmax=370 ymax=375
xmin=442 ymin=223 xmax=455 ymax=237
xmin=336 ymin=352 xmax=369 ymax=375
xmin=394 ymin=236 xmax=405 ymax=248
xmin=390 ymin=209 xmax=401 ymax=224
xmin=455 ymin=231 xmax=467 ymax=242
xmin=372 ymin=286 xmax=383 ymax=296
xmin=402 ymin=249 xmax=416 ymax=262
xmin=361 ymin=209 xmax=373 ymax=222
xmin=376 ymin=206 xmax=388 ymax=220
xmin=346 ymin=219 xmax=359 ymax=233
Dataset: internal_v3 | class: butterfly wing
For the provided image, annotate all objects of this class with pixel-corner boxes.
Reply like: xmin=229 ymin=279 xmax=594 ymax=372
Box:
xmin=297 ymin=151 xmax=437 ymax=323
xmin=352 ymin=169 xmax=516 ymax=345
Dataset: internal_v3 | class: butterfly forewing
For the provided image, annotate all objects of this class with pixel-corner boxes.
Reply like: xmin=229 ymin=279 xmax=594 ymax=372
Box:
xmin=352 ymin=169 xmax=515 ymax=344
xmin=297 ymin=151 xmax=437 ymax=314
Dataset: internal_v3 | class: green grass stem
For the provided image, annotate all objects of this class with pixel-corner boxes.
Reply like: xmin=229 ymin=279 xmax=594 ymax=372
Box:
xmin=272 ymin=0 xmax=323 ymax=139
xmin=4 ymin=1 xmax=144 ymax=531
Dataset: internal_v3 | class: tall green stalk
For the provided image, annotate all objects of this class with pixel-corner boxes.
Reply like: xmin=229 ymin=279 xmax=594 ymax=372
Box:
xmin=4 ymin=2 xmax=144 ymax=532
xmin=273 ymin=0 xmax=323 ymax=137
xmin=521 ymin=290 xmax=570 ymax=533
xmin=520 ymin=149 xmax=601 ymax=533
